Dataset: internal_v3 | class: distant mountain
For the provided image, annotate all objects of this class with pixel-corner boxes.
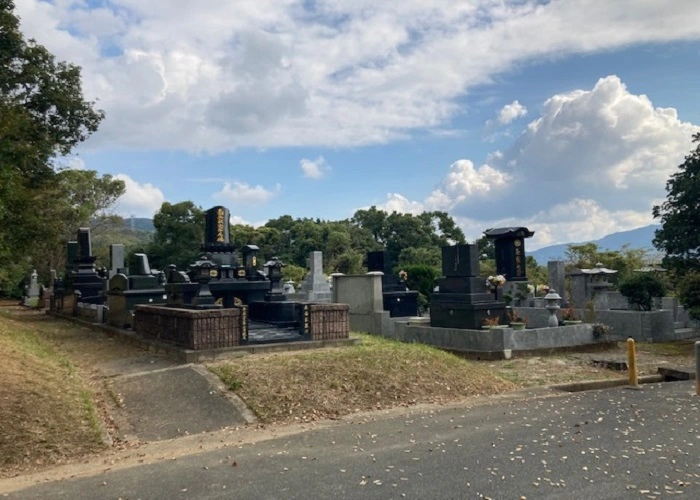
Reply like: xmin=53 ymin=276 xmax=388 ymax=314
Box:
xmin=122 ymin=217 xmax=155 ymax=232
xmin=529 ymin=225 xmax=660 ymax=264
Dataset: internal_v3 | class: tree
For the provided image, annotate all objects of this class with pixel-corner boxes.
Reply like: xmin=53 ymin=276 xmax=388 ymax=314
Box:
xmin=28 ymin=169 xmax=125 ymax=278
xmin=618 ymin=273 xmax=666 ymax=311
xmin=0 ymin=1 xmax=106 ymax=294
xmin=352 ymin=206 xmax=387 ymax=243
xmin=652 ymin=133 xmax=700 ymax=277
xmin=677 ymin=271 xmax=700 ymax=321
xmin=145 ymin=202 xmax=205 ymax=270
xmin=565 ymin=243 xmax=648 ymax=282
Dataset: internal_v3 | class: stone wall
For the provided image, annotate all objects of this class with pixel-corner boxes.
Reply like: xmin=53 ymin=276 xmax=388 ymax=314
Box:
xmin=389 ymin=322 xmax=599 ymax=359
xmin=300 ymin=303 xmax=350 ymax=340
xmin=514 ymin=306 xmax=681 ymax=342
xmin=134 ymin=305 xmax=246 ymax=350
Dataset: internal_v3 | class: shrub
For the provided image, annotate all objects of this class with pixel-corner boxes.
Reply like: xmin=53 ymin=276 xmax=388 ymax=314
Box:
xmin=402 ymin=264 xmax=439 ymax=305
xmin=592 ymin=323 xmax=612 ymax=339
xmin=678 ymin=271 xmax=700 ymax=320
xmin=618 ymin=273 xmax=667 ymax=311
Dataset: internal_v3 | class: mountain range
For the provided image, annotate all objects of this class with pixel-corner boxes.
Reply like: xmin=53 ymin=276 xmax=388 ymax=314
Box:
xmin=528 ymin=225 xmax=661 ymax=264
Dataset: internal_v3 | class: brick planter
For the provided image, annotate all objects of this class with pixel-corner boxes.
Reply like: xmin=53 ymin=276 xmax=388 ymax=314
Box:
xmin=299 ymin=303 xmax=350 ymax=340
xmin=134 ymin=305 xmax=247 ymax=350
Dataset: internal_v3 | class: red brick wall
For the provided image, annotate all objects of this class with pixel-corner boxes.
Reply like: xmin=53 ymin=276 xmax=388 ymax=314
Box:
xmin=301 ymin=303 xmax=350 ymax=340
xmin=134 ymin=305 xmax=245 ymax=350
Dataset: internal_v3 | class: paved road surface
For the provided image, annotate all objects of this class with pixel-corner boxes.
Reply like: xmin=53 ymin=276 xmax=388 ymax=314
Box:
xmin=7 ymin=381 xmax=700 ymax=499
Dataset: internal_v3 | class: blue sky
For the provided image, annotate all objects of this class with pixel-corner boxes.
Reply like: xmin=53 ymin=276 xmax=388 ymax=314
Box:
xmin=16 ymin=0 xmax=700 ymax=249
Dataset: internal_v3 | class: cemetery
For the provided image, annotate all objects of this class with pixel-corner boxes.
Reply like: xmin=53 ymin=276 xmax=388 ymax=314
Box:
xmin=23 ymin=212 xmax=696 ymax=362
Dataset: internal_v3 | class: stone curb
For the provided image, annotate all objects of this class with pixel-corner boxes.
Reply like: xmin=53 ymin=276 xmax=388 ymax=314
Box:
xmin=549 ymin=374 xmax=666 ymax=392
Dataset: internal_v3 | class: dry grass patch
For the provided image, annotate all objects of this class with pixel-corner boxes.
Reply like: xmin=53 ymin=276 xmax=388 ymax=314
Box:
xmin=0 ymin=308 xmax=106 ymax=478
xmin=488 ymin=340 xmax=700 ymax=387
xmin=209 ymin=334 xmax=518 ymax=425
xmin=488 ymin=355 xmax=623 ymax=387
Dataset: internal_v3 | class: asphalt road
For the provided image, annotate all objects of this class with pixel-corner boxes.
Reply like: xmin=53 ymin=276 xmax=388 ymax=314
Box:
xmin=8 ymin=381 xmax=700 ymax=499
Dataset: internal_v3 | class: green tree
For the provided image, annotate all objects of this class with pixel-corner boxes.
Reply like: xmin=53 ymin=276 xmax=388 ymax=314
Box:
xmin=145 ymin=202 xmax=205 ymax=270
xmin=653 ymin=133 xmax=700 ymax=277
xmin=565 ymin=243 xmax=647 ymax=282
xmin=0 ymin=1 xmax=105 ymax=293
xmin=398 ymin=247 xmax=441 ymax=269
xmin=402 ymin=264 xmax=438 ymax=311
xmin=474 ymin=235 xmax=495 ymax=261
xmin=29 ymin=169 xmax=125 ymax=278
xmin=352 ymin=206 xmax=387 ymax=243
xmin=618 ymin=273 xmax=667 ymax=311
xmin=677 ymin=271 xmax=700 ymax=320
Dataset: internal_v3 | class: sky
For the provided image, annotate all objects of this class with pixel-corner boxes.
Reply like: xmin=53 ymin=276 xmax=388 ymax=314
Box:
xmin=14 ymin=0 xmax=700 ymax=250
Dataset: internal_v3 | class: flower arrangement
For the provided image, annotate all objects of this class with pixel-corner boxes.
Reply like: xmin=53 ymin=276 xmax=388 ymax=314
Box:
xmin=562 ymin=307 xmax=579 ymax=321
xmin=536 ymin=284 xmax=550 ymax=296
xmin=508 ymin=308 xmax=525 ymax=324
xmin=398 ymin=270 xmax=408 ymax=281
xmin=482 ymin=316 xmax=501 ymax=327
xmin=485 ymin=274 xmax=506 ymax=289
xmin=526 ymin=284 xmax=535 ymax=295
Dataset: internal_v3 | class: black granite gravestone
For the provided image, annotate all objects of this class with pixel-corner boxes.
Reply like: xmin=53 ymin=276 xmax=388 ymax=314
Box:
xmin=106 ymin=252 xmax=167 ymax=328
xmin=483 ymin=227 xmax=534 ymax=282
xmin=366 ymin=250 xmax=419 ymax=317
xmin=69 ymin=228 xmax=106 ymax=303
xmin=165 ymin=207 xmax=269 ymax=309
xmin=430 ymin=243 xmax=506 ymax=329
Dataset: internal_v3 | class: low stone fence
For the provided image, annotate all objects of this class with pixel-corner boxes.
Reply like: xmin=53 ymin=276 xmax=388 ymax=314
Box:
xmin=515 ymin=307 xmax=686 ymax=342
xmin=74 ymin=302 xmax=107 ymax=323
xmin=134 ymin=305 xmax=248 ymax=350
xmin=299 ymin=303 xmax=350 ymax=341
xmin=389 ymin=322 xmax=600 ymax=359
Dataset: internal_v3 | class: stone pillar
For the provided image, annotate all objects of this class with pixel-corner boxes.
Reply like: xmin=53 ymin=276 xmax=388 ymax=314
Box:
xmin=109 ymin=244 xmax=125 ymax=278
xmin=301 ymin=251 xmax=331 ymax=301
xmin=570 ymin=273 xmax=586 ymax=309
xmin=548 ymin=261 xmax=567 ymax=305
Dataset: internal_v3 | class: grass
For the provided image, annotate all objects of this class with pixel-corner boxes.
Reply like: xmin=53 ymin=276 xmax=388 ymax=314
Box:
xmin=209 ymin=333 xmax=519 ymax=424
xmin=0 ymin=307 xmax=106 ymax=477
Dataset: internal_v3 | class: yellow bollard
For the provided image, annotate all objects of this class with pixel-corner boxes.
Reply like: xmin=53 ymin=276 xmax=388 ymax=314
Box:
xmin=627 ymin=338 xmax=638 ymax=387
xmin=695 ymin=341 xmax=700 ymax=396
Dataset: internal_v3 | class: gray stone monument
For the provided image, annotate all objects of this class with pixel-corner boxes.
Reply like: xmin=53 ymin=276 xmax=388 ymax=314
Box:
xmin=109 ymin=244 xmax=125 ymax=278
xmin=289 ymin=251 xmax=332 ymax=302
xmin=23 ymin=270 xmax=41 ymax=307
xmin=547 ymin=260 xmax=567 ymax=306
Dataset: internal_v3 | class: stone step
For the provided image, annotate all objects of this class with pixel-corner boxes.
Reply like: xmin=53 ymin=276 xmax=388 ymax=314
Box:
xmin=674 ymin=321 xmax=686 ymax=329
xmin=674 ymin=328 xmax=698 ymax=336
xmin=658 ymin=366 xmax=696 ymax=381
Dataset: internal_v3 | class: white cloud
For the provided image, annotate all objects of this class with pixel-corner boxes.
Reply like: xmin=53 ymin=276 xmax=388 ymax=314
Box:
xmin=213 ymin=181 xmax=281 ymax=205
xmin=497 ymin=100 xmax=527 ymax=124
xmin=377 ymin=193 xmax=426 ymax=215
xmin=112 ymin=174 xmax=166 ymax=217
xmin=300 ymin=156 xmax=330 ymax=179
xmin=12 ymin=0 xmax=700 ymax=152
xmin=375 ymin=75 xmax=699 ymax=247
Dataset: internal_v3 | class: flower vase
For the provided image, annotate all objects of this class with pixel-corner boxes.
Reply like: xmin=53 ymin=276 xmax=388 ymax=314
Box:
xmin=493 ymin=287 xmax=498 ymax=301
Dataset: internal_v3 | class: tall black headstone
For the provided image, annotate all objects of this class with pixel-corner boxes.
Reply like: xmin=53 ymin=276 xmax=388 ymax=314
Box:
xmin=430 ymin=243 xmax=507 ymax=329
xmin=76 ymin=228 xmax=96 ymax=264
xmin=202 ymin=205 xmax=235 ymax=254
xmin=483 ymin=227 xmax=535 ymax=282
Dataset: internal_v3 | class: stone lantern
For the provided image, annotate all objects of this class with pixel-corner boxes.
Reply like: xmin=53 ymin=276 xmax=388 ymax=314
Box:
xmin=264 ymin=256 xmax=286 ymax=302
xmin=190 ymin=257 xmax=221 ymax=308
xmin=544 ymin=288 xmax=562 ymax=327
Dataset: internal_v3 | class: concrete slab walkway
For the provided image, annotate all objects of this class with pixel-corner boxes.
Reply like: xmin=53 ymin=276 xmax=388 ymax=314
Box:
xmin=109 ymin=364 xmax=253 ymax=442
